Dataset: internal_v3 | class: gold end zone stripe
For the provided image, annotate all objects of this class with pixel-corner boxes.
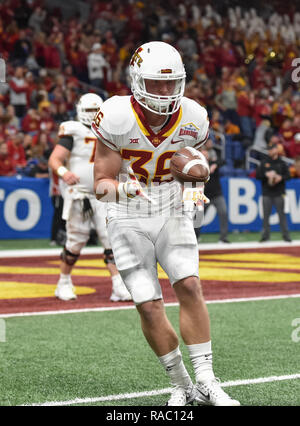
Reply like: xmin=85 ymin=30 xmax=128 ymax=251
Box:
xmin=0 ymin=282 xmax=95 ymax=299
xmin=0 ymin=266 xmax=111 ymax=277
xmin=198 ymin=267 xmax=300 ymax=283
xmin=0 ymin=252 xmax=299 ymax=301
xmin=0 ymin=260 xmax=299 ymax=282
xmin=201 ymin=253 xmax=300 ymax=264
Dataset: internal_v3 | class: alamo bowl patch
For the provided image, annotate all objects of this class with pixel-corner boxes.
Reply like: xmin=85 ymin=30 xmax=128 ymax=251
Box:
xmin=179 ymin=123 xmax=200 ymax=140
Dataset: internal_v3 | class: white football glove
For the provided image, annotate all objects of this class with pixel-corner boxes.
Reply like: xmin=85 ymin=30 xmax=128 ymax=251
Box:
xmin=118 ymin=166 xmax=156 ymax=204
xmin=182 ymin=183 xmax=210 ymax=212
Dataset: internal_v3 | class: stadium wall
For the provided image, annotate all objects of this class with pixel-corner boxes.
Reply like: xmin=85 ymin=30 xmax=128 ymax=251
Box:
xmin=0 ymin=177 xmax=299 ymax=239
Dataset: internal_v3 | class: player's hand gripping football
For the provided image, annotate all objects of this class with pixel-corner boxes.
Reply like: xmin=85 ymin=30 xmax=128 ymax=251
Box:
xmin=182 ymin=182 xmax=210 ymax=212
xmin=118 ymin=166 xmax=156 ymax=204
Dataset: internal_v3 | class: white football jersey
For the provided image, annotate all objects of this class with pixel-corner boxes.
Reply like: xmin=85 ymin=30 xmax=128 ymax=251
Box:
xmin=91 ymin=95 xmax=209 ymax=218
xmin=58 ymin=120 xmax=98 ymax=194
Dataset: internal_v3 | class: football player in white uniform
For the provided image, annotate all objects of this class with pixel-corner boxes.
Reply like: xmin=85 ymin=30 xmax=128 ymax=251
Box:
xmin=92 ymin=42 xmax=240 ymax=406
xmin=48 ymin=93 xmax=131 ymax=302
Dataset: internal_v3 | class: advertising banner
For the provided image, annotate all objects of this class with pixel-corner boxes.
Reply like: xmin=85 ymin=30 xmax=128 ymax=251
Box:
xmin=0 ymin=177 xmax=299 ymax=239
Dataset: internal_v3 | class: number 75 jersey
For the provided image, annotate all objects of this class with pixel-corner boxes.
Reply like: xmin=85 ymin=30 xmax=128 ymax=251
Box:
xmin=58 ymin=120 xmax=97 ymax=194
xmin=91 ymin=95 xmax=209 ymax=186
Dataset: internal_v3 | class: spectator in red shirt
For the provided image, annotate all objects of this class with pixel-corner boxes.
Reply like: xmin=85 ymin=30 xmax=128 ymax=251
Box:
xmin=250 ymin=58 xmax=266 ymax=90
xmin=6 ymin=132 xmax=27 ymax=168
xmin=44 ymin=34 xmax=61 ymax=71
xmin=219 ymin=41 xmax=239 ymax=69
xmin=0 ymin=142 xmax=16 ymax=176
xmin=3 ymin=20 xmax=19 ymax=55
xmin=39 ymin=107 xmax=56 ymax=136
xmin=287 ymin=133 xmax=300 ymax=158
xmin=291 ymin=115 xmax=300 ymax=136
xmin=21 ymin=108 xmax=41 ymax=135
xmin=201 ymin=42 xmax=218 ymax=77
xmin=33 ymin=31 xmax=46 ymax=67
xmin=253 ymin=89 xmax=272 ymax=127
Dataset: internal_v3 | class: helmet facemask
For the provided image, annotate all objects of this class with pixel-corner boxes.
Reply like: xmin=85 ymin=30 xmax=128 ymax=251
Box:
xmin=130 ymin=41 xmax=186 ymax=116
xmin=132 ymin=74 xmax=185 ymax=115
xmin=77 ymin=107 xmax=101 ymax=126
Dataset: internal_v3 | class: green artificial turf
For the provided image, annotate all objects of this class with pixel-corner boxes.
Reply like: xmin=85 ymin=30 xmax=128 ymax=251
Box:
xmin=1 ymin=298 xmax=299 ymax=406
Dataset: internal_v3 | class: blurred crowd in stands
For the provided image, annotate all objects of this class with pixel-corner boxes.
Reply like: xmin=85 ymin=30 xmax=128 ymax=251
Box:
xmin=0 ymin=0 xmax=300 ymax=179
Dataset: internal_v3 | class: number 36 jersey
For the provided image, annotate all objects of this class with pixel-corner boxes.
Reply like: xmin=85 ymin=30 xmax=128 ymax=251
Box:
xmin=91 ymin=95 xmax=209 ymax=218
xmin=58 ymin=120 xmax=98 ymax=194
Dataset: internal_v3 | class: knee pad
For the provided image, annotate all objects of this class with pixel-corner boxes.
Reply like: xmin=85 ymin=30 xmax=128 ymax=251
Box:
xmin=61 ymin=247 xmax=80 ymax=266
xmin=104 ymin=249 xmax=115 ymax=264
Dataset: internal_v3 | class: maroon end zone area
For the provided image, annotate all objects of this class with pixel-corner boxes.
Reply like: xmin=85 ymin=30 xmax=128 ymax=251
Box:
xmin=0 ymin=246 xmax=299 ymax=315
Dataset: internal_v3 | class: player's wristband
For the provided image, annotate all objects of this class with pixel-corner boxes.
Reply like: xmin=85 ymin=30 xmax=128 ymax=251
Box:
xmin=57 ymin=166 xmax=68 ymax=177
xmin=117 ymin=182 xmax=137 ymax=199
xmin=118 ymin=182 xmax=131 ymax=199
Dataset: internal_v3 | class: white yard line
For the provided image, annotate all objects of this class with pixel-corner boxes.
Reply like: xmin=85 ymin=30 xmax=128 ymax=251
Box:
xmin=0 ymin=246 xmax=105 ymax=258
xmin=1 ymin=240 xmax=300 ymax=258
xmin=1 ymin=293 xmax=300 ymax=319
xmin=24 ymin=373 xmax=300 ymax=406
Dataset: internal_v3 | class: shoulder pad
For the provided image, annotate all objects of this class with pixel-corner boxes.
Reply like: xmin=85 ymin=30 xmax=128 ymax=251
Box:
xmin=180 ymin=97 xmax=209 ymax=146
xmin=58 ymin=121 xmax=82 ymax=138
xmin=181 ymin=97 xmax=208 ymax=124
xmin=99 ymin=96 xmax=135 ymax=136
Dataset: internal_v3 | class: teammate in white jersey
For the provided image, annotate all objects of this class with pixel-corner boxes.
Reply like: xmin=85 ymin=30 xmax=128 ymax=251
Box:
xmin=92 ymin=42 xmax=240 ymax=406
xmin=48 ymin=93 xmax=131 ymax=302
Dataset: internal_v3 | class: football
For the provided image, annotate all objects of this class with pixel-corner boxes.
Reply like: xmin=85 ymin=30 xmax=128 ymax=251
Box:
xmin=170 ymin=147 xmax=210 ymax=183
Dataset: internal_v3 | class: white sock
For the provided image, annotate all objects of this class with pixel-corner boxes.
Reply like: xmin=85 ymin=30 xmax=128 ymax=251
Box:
xmin=187 ymin=341 xmax=215 ymax=383
xmin=158 ymin=346 xmax=193 ymax=388
xmin=59 ymin=273 xmax=71 ymax=283
xmin=112 ymin=274 xmax=123 ymax=288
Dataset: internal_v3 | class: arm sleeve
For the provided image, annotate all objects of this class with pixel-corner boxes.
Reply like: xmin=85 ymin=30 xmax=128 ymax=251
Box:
xmin=57 ymin=135 xmax=74 ymax=151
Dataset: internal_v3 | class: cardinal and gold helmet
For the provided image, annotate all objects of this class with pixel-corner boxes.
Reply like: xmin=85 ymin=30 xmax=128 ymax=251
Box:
xmin=129 ymin=41 xmax=186 ymax=115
